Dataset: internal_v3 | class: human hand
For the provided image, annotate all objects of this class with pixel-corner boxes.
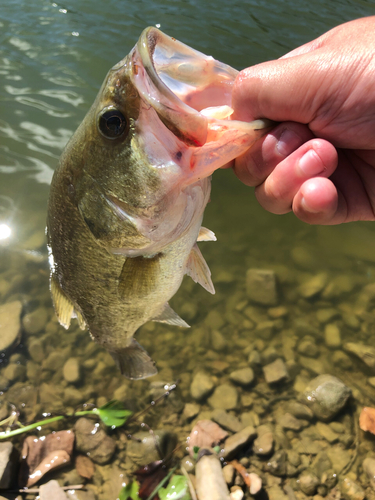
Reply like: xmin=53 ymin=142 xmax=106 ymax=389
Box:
xmin=231 ymin=16 xmax=375 ymax=224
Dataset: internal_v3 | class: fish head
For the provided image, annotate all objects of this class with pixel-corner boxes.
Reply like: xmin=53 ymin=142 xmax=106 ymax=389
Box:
xmin=64 ymin=28 xmax=272 ymax=256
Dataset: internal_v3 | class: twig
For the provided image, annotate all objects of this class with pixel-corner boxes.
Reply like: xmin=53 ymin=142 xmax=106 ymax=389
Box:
xmin=230 ymin=460 xmax=251 ymax=487
xmin=14 ymin=484 xmax=85 ymax=493
xmin=145 ymin=465 xmax=177 ymax=500
xmin=181 ymin=465 xmax=197 ymax=500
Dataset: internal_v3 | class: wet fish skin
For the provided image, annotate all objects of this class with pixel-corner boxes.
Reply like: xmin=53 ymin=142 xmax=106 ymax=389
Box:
xmin=47 ymin=27 xmax=272 ymax=380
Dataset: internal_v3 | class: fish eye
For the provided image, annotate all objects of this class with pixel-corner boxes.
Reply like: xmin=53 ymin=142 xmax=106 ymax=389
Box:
xmin=98 ymin=108 xmax=128 ymax=139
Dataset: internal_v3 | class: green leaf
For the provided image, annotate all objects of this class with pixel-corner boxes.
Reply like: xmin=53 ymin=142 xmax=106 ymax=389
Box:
xmin=94 ymin=400 xmax=132 ymax=428
xmin=119 ymin=481 xmax=141 ymax=500
xmin=158 ymin=475 xmax=191 ymax=500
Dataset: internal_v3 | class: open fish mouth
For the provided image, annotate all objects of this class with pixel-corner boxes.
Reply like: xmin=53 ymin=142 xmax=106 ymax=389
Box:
xmin=131 ymin=27 xmax=271 ymax=149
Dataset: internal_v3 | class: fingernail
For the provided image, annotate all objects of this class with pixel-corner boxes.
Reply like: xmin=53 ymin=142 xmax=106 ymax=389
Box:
xmin=276 ymin=128 xmax=303 ymax=156
xmin=300 ymin=195 xmax=320 ymax=214
xmin=298 ymin=149 xmax=325 ymax=177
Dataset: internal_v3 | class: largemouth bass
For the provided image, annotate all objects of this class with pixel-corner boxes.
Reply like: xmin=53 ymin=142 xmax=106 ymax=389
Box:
xmin=47 ymin=27 xmax=271 ymax=380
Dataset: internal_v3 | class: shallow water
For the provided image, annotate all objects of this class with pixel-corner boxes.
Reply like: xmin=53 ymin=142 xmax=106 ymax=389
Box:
xmin=2 ymin=0 xmax=375 ymax=497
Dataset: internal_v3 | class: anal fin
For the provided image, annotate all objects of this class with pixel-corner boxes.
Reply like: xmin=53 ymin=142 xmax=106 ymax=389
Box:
xmin=152 ymin=303 xmax=190 ymax=328
xmin=197 ymin=227 xmax=217 ymax=242
xmin=110 ymin=339 xmax=158 ymax=380
xmin=186 ymin=243 xmax=215 ymax=294
xmin=50 ymin=275 xmax=74 ymax=329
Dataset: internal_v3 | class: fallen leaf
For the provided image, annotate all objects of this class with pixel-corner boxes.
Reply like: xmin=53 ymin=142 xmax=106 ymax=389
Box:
xmin=360 ymin=407 xmax=375 ymax=433
xmin=75 ymin=454 xmax=95 ymax=480
xmin=134 ymin=460 xmax=167 ymax=499
xmin=188 ymin=420 xmax=227 ymax=457
xmin=19 ymin=430 xmax=75 ymax=487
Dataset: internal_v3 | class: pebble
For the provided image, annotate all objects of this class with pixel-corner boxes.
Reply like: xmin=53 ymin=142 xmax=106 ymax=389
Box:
xmin=126 ymin=430 xmax=176 ymax=466
xmin=263 ymin=358 xmax=289 ymax=384
xmin=181 ymin=455 xmax=195 ymax=473
xmin=316 ymin=422 xmax=339 ymax=443
xmin=22 ymin=306 xmax=48 ymax=334
xmin=246 ymin=269 xmax=278 ymax=306
xmin=229 ymin=367 xmax=254 ymax=386
xmin=298 ymin=469 xmax=320 ymax=495
xmin=253 ymin=425 xmax=274 ymax=456
xmin=324 ymin=324 xmax=341 ymax=348
xmin=63 ymin=357 xmax=81 ymax=383
xmin=190 ymin=372 xmax=215 ymax=400
xmin=28 ymin=338 xmax=45 ymax=362
xmin=212 ymin=409 xmax=243 ymax=433
xmin=287 ymin=402 xmax=314 ymax=420
xmin=267 ymin=485 xmax=289 ymax=500
xmin=298 ymin=273 xmax=328 ymax=298
xmin=294 ymin=438 xmax=322 ymax=455
xmin=300 ymin=374 xmax=351 ymax=421
xmin=39 ymin=480 xmax=68 ymax=500
xmin=223 ymin=464 xmax=235 ymax=485
xmin=64 ymin=386 xmax=86 ymax=406
xmin=211 ymin=330 xmax=227 ymax=351
xmin=297 ymin=337 xmax=320 ymax=358
xmin=0 ymin=442 xmax=15 ymax=488
xmin=316 ymin=308 xmax=340 ymax=324
xmin=0 ymin=300 xmax=22 ymax=351
xmin=221 ymin=425 xmax=257 ymax=460
xmin=42 ymin=351 xmax=67 ymax=372
xmin=362 ymin=457 xmax=375 ymax=489
xmin=339 ymin=478 xmax=365 ymax=500
xmin=74 ymin=418 xmax=116 ymax=465
xmin=249 ymin=472 xmax=262 ymax=495
xmin=267 ymin=450 xmax=287 ymax=476
xmin=2 ymin=363 xmax=26 ymax=382
xmin=278 ymin=412 xmax=302 ymax=431
xmin=183 ymin=403 xmax=200 ymax=421
xmin=298 ymin=357 xmax=325 ymax=376
xmin=204 ymin=310 xmax=224 ymax=330
xmin=332 ymin=351 xmax=353 ymax=370
xmin=208 ymin=384 xmax=238 ymax=410
xmin=344 ymin=342 xmax=375 ymax=369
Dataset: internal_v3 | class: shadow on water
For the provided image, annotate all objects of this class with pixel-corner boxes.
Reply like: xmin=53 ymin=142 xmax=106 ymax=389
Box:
xmin=1 ymin=0 xmax=375 ymax=497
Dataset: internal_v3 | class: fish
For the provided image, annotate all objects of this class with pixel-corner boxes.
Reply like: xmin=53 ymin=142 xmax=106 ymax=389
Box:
xmin=47 ymin=27 xmax=272 ymax=380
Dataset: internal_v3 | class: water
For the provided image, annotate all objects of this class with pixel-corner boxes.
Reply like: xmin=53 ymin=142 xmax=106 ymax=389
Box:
xmin=2 ymin=0 xmax=375 ymax=496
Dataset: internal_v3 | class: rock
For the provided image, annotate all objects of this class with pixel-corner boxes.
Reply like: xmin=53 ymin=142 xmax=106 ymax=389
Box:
xmin=248 ymin=350 xmax=261 ymax=367
xmin=74 ymin=418 xmax=116 ymax=465
xmin=344 ymin=342 xmax=375 ymax=369
xmin=223 ymin=464 xmax=235 ymax=485
xmin=297 ymin=337 xmax=320 ymax=358
xmin=287 ymin=402 xmax=314 ymax=420
xmin=205 ymin=310 xmax=225 ymax=330
xmin=363 ymin=457 xmax=375 ymax=489
xmin=39 ymin=480 xmax=68 ymax=500
xmin=332 ymin=351 xmax=353 ymax=370
xmin=278 ymin=412 xmax=302 ymax=431
xmin=42 ymin=351 xmax=67 ymax=372
xmin=299 ymin=273 xmax=328 ymax=298
xmin=0 ymin=300 xmax=22 ymax=351
xmin=211 ymin=330 xmax=227 ymax=351
xmin=267 ymin=485 xmax=289 ymax=500
xmin=300 ymin=374 xmax=351 ymax=421
xmin=253 ymin=425 xmax=274 ymax=456
xmin=64 ymin=387 xmax=85 ymax=407
xmin=28 ymin=339 xmax=45 ymax=362
xmin=339 ymin=478 xmax=365 ymax=500
xmin=291 ymin=246 xmax=319 ymax=270
xmin=267 ymin=450 xmax=287 ymax=476
xmin=2 ymin=363 xmax=26 ymax=382
xmin=298 ymin=469 xmax=320 ymax=495
xmin=190 ymin=372 xmax=215 ymax=401
xmin=212 ymin=409 xmax=243 ymax=433
xmin=298 ymin=356 xmax=325 ymax=376
xmin=255 ymin=321 xmax=275 ymax=340
xmin=287 ymin=450 xmax=301 ymax=467
xmin=0 ymin=442 xmax=16 ymax=489
xmin=246 ymin=269 xmax=278 ymax=306
xmin=326 ymin=447 xmax=352 ymax=472
xmin=229 ymin=367 xmax=254 ymax=386
xmin=22 ymin=307 xmax=48 ymax=335
xmin=263 ymin=358 xmax=289 ymax=384
xmin=249 ymin=472 xmax=262 ymax=495
xmin=63 ymin=358 xmax=81 ymax=383
xmin=315 ymin=422 xmax=339 ymax=443
xmin=294 ymin=438 xmax=321 ymax=455
xmin=324 ymin=324 xmax=341 ymax=348
xmin=182 ymin=403 xmax=200 ymax=422
xmin=181 ymin=455 xmax=195 ymax=473
xmin=316 ymin=308 xmax=340 ymax=324
xmin=124 ymin=430 xmax=176 ymax=467
xmin=66 ymin=488 xmax=97 ymax=500
xmin=221 ymin=425 xmax=256 ymax=460
xmin=188 ymin=420 xmax=228 ymax=456
xmin=208 ymin=384 xmax=238 ymax=410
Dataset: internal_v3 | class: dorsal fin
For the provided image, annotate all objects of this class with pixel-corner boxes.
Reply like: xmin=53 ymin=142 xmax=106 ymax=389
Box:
xmin=197 ymin=227 xmax=217 ymax=242
xmin=152 ymin=303 xmax=190 ymax=328
xmin=50 ymin=276 xmax=74 ymax=329
xmin=74 ymin=309 xmax=86 ymax=330
xmin=186 ymin=244 xmax=215 ymax=294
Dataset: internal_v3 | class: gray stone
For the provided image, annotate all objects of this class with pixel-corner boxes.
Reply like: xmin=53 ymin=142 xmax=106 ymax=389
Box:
xmin=287 ymin=402 xmax=314 ymax=420
xmin=324 ymin=324 xmax=341 ymax=349
xmin=298 ymin=469 xmax=320 ymax=495
xmin=339 ymin=478 xmax=365 ymax=500
xmin=22 ymin=306 xmax=48 ymax=334
xmin=298 ymin=273 xmax=328 ymax=298
xmin=267 ymin=450 xmax=287 ymax=477
xmin=0 ymin=442 xmax=15 ymax=489
xmin=190 ymin=372 xmax=215 ymax=401
xmin=229 ymin=367 xmax=254 ymax=386
xmin=278 ymin=412 xmax=302 ymax=431
xmin=75 ymin=418 xmax=116 ymax=465
xmin=182 ymin=403 xmax=200 ymax=422
xmin=344 ymin=342 xmax=375 ymax=369
xmin=300 ymin=374 xmax=351 ymax=421
xmin=63 ymin=357 xmax=81 ymax=383
xmin=253 ymin=425 xmax=274 ymax=456
xmin=211 ymin=409 xmax=243 ymax=433
xmin=221 ymin=425 xmax=256 ymax=460
xmin=246 ymin=269 xmax=278 ymax=306
xmin=363 ymin=457 xmax=375 ymax=489
xmin=263 ymin=358 xmax=289 ymax=384
xmin=208 ymin=384 xmax=238 ymax=410
xmin=40 ymin=480 xmax=68 ymax=500
xmin=0 ymin=300 xmax=22 ymax=351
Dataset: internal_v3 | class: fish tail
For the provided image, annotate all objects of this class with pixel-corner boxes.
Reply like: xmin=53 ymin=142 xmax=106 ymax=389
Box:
xmin=110 ymin=339 xmax=158 ymax=380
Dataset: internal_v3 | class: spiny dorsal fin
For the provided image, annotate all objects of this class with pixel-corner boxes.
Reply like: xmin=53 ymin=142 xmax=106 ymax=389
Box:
xmin=118 ymin=254 xmax=162 ymax=300
xmin=110 ymin=339 xmax=158 ymax=380
xmin=152 ymin=303 xmax=190 ymax=328
xmin=186 ymin=243 xmax=215 ymax=294
xmin=197 ymin=227 xmax=217 ymax=242
xmin=74 ymin=309 xmax=86 ymax=330
xmin=50 ymin=275 xmax=74 ymax=329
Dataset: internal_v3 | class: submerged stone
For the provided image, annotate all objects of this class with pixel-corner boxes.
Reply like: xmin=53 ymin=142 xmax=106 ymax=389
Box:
xmin=190 ymin=372 xmax=215 ymax=401
xmin=0 ymin=300 xmax=22 ymax=352
xmin=207 ymin=384 xmax=238 ymax=410
xmin=246 ymin=269 xmax=278 ymax=306
xmin=263 ymin=358 xmax=289 ymax=384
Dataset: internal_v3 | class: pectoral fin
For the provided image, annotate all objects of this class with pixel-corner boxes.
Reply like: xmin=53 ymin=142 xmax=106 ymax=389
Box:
xmin=50 ymin=276 xmax=74 ymax=329
xmin=186 ymin=244 xmax=215 ymax=294
xmin=197 ymin=227 xmax=217 ymax=242
xmin=118 ymin=254 xmax=162 ymax=300
xmin=152 ymin=303 xmax=190 ymax=328
xmin=110 ymin=339 xmax=158 ymax=380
